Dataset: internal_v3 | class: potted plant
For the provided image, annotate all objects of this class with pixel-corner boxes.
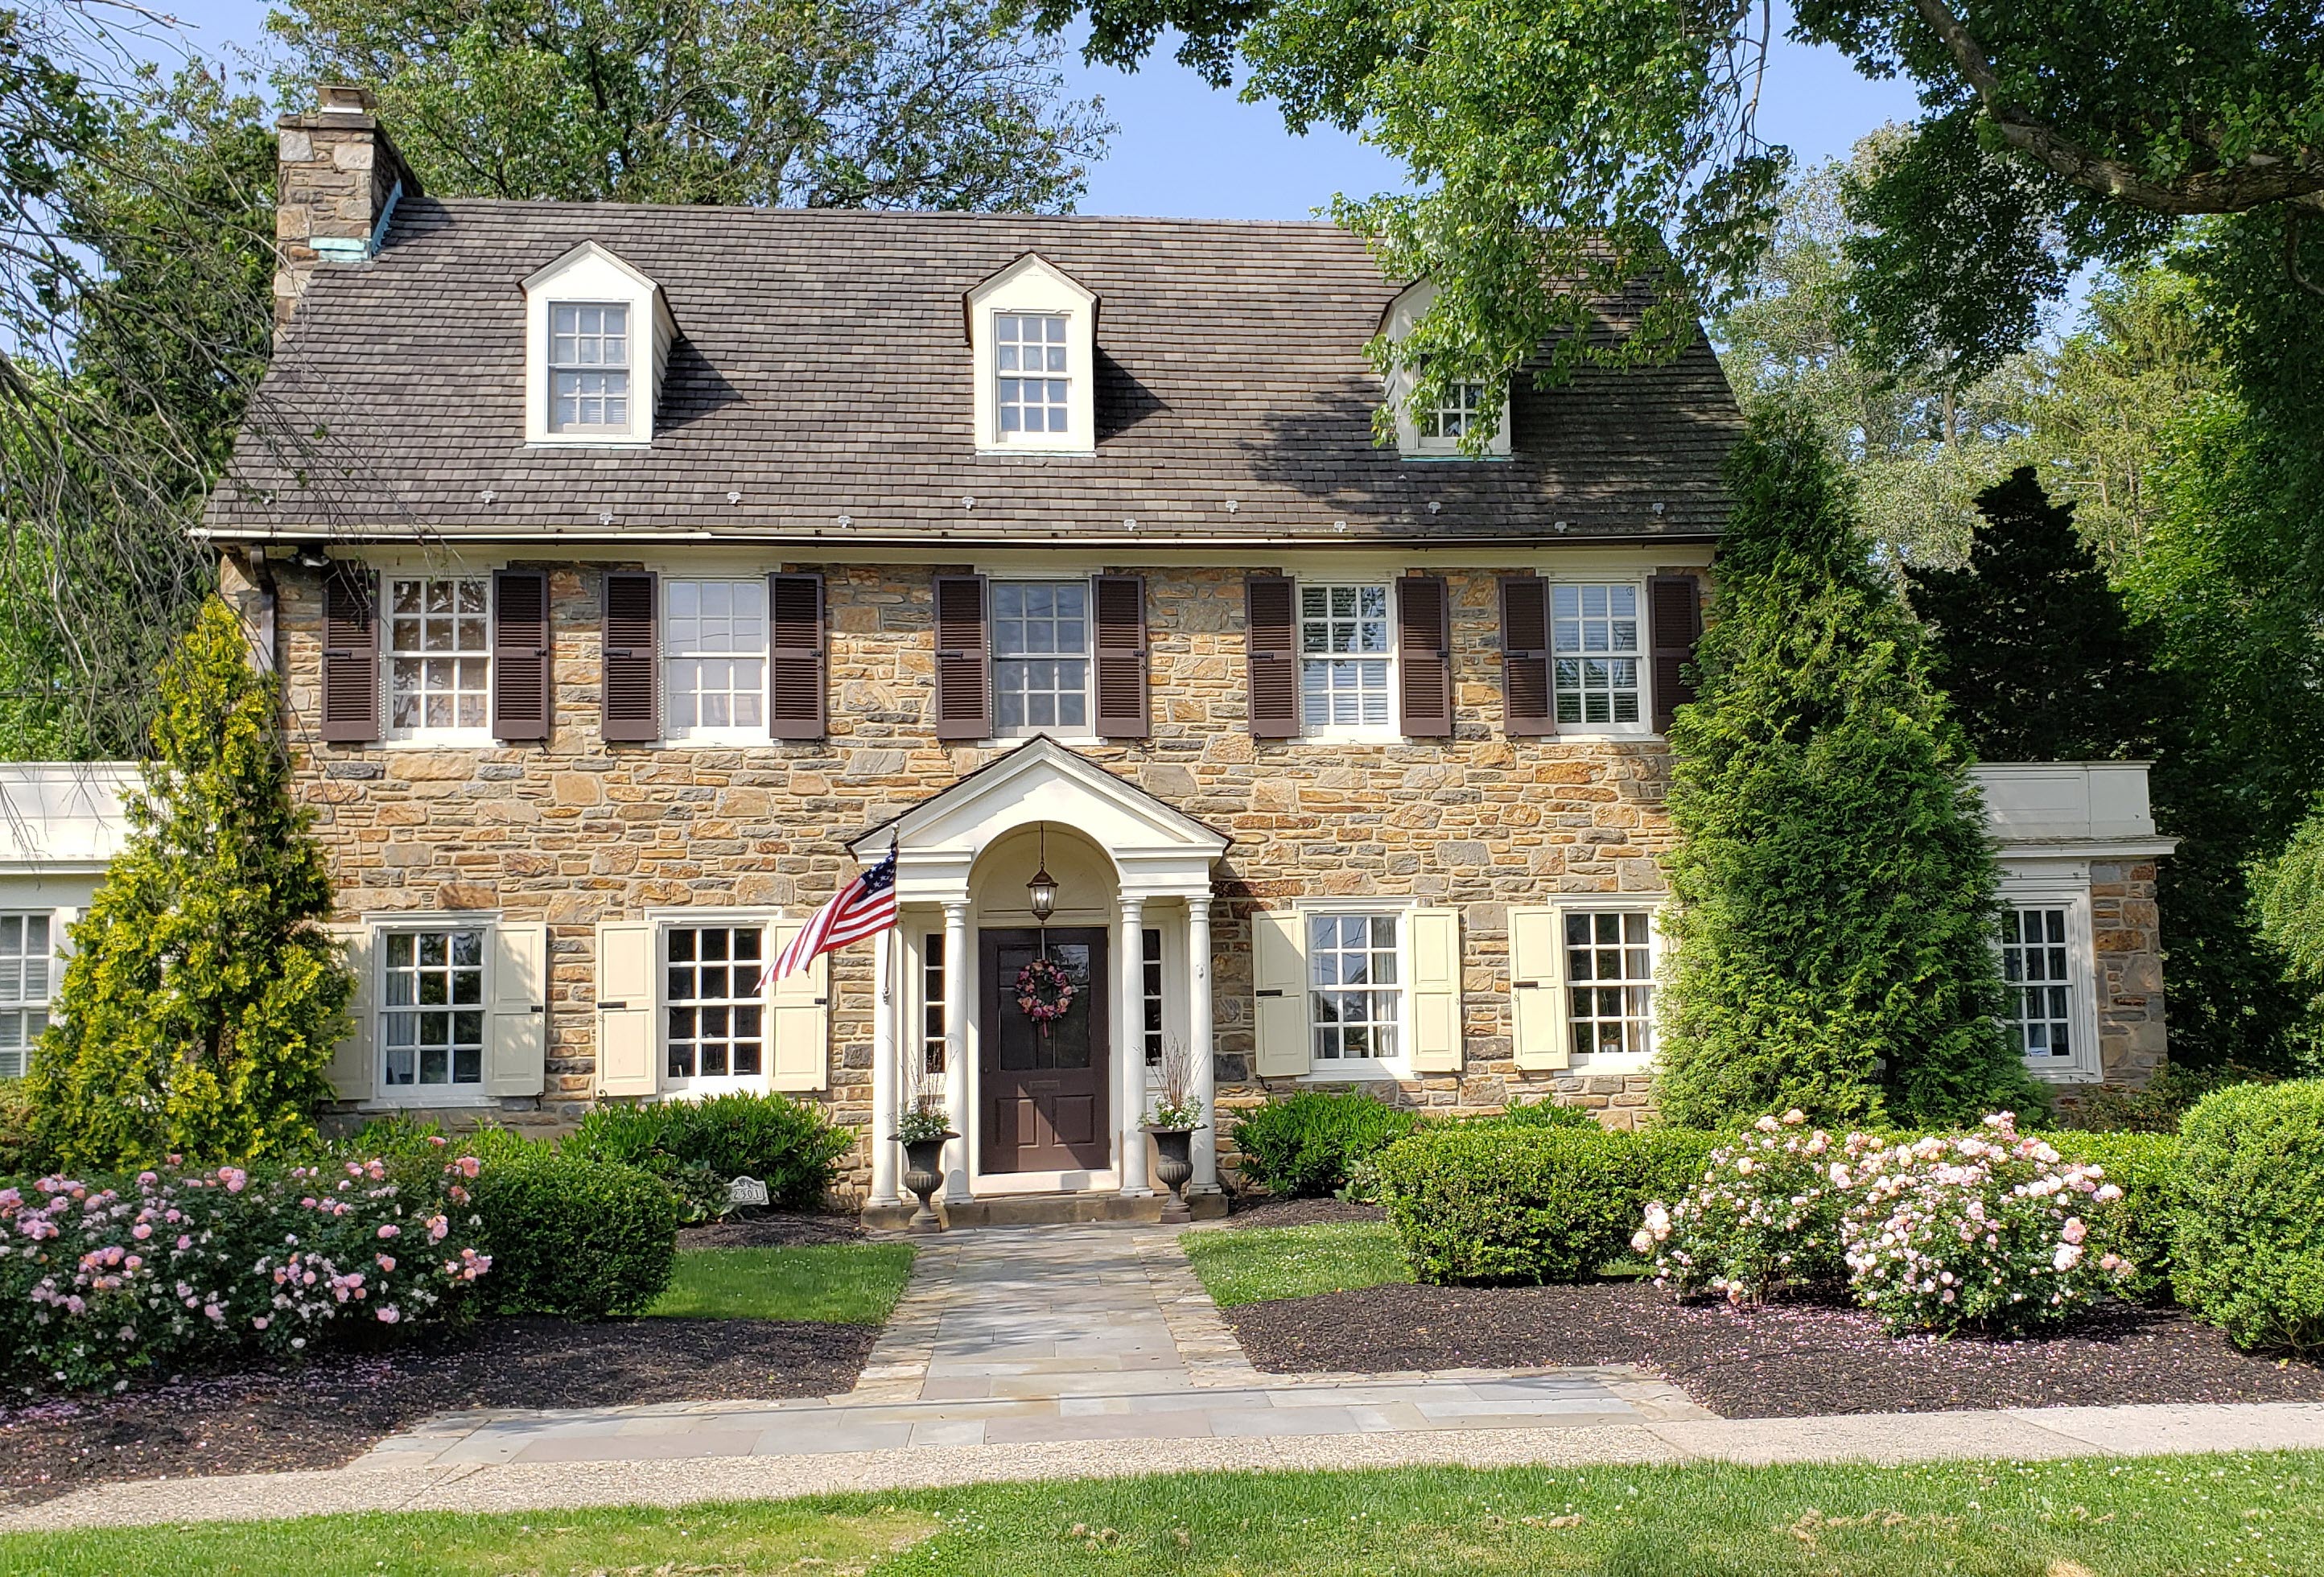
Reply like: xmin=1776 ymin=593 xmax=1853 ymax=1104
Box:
xmin=1141 ymin=1039 xmax=1206 ymax=1225
xmin=892 ymin=1073 xmax=958 ymax=1233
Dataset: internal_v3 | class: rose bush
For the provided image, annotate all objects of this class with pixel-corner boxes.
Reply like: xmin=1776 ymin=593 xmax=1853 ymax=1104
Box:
xmin=0 ymin=1147 xmax=490 ymax=1392
xmin=1633 ymin=1110 xmax=1851 ymax=1303
xmin=1839 ymin=1114 xmax=2131 ymax=1335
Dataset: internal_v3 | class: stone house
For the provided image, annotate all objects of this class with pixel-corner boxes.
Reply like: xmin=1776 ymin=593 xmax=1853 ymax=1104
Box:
xmin=153 ymin=88 xmax=2179 ymax=1213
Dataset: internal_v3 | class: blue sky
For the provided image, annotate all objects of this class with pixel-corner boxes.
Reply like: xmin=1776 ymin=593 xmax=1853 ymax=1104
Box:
xmin=155 ymin=0 xmax=1918 ymax=220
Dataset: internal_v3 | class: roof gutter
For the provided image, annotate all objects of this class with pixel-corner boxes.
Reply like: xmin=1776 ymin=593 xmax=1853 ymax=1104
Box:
xmin=197 ymin=525 xmax=1725 ymax=550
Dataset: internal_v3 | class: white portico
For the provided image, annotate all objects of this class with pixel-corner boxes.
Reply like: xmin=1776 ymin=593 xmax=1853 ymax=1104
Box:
xmin=851 ymin=739 xmax=1230 ymax=1208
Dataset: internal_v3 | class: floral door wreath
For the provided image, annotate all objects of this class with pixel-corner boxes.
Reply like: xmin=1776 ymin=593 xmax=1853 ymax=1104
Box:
xmin=1015 ymin=956 xmax=1078 ymax=1036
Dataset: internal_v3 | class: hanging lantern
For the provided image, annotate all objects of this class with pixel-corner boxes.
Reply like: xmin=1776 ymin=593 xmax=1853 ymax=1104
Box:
xmin=1027 ymin=823 xmax=1058 ymax=922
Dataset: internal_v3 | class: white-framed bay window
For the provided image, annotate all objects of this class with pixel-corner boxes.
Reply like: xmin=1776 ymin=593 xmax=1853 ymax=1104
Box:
xmin=385 ymin=574 xmax=493 ymax=743
xmin=0 ymin=912 xmax=56 ymax=1080
xmin=992 ymin=579 xmax=1092 ymax=736
xmin=1551 ymin=582 xmax=1646 ymax=730
xmin=663 ymin=579 xmax=768 ymax=741
xmin=1996 ymin=883 xmax=2100 ymax=1081
xmin=1299 ymin=583 xmax=1396 ymax=736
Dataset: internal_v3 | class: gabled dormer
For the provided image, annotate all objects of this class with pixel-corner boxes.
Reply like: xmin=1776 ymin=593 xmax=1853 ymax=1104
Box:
xmin=966 ymin=253 xmax=1098 ymax=456
xmin=522 ymin=241 xmax=676 ymax=447
xmin=1379 ymin=279 xmax=1512 ymax=459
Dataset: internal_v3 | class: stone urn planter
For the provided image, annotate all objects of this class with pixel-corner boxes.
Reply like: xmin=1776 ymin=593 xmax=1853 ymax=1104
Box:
xmin=1143 ymin=1124 xmax=1204 ymax=1225
xmin=896 ymin=1133 xmax=958 ymax=1233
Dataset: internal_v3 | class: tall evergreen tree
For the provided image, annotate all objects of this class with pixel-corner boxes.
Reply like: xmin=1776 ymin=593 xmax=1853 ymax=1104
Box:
xmin=1655 ymin=412 xmax=2046 ymax=1130
xmin=1904 ymin=466 xmax=2167 ymax=762
xmin=29 ymin=600 xmax=352 ymax=1168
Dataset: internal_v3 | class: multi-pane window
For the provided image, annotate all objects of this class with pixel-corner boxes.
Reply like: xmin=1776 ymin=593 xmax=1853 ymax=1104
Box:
xmin=921 ymin=932 xmax=946 ymax=1075
xmin=1299 ymin=584 xmax=1393 ymax=729
xmin=1309 ymin=913 xmax=1400 ymax=1062
xmin=1566 ymin=911 xmax=1655 ymax=1060
xmin=666 ymin=925 xmax=764 ymax=1083
xmin=1552 ymin=583 xmax=1643 ymax=727
xmin=0 ymin=913 xmax=53 ymax=1081
xmin=1142 ymin=927 xmax=1164 ymax=1068
xmin=996 ymin=314 xmax=1069 ymax=437
xmin=381 ymin=928 xmax=484 ymax=1089
xmin=387 ymin=576 xmax=491 ymax=737
xmin=993 ymin=581 xmax=1090 ymax=734
xmin=549 ymin=303 xmax=630 ymax=433
xmin=1418 ymin=381 xmax=1489 ymax=441
xmin=2003 ymin=907 xmax=2075 ymax=1060
xmin=665 ymin=580 xmax=767 ymax=737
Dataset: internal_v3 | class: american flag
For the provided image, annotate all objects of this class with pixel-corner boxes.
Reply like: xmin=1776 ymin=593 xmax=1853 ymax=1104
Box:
xmin=762 ymin=844 xmax=898 ymax=986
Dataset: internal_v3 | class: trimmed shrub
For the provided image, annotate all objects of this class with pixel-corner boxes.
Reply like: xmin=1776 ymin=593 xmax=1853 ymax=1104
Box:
xmin=1634 ymin=1112 xmax=1850 ymax=1303
xmin=1461 ymin=1100 xmax=1601 ymax=1131
xmin=2174 ymin=1080 xmax=2324 ymax=1350
xmin=1374 ymin=1124 xmax=1654 ymax=1284
xmin=470 ymin=1151 xmax=679 ymax=1320
xmin=2055 ymin=1067 xmax=2273 ymax=1134
xmin=0 ymin=1152 xmax=490 ymax=1392
xmin=1634 ymin=1126 xmax=1722 ymax=1206
xmin=569 ymin=1093 xmax=854 ymax=1212
xmin=1230 ymin=1091 xmax=1419 ymax=1197
xmin=2046 ymin=1130 xmax=2181 ymax=1304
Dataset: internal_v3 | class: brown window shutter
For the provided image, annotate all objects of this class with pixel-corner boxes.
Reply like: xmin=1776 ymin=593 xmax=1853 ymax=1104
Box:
xmin=1245 ymin=574 xmax=1298 ymax=738
xmin=319 ymin=564 xmax=380 ymax=743
xmin=767 ymin=572 xmax=826 ymax=739
xmin=1500 ymin=574 xmax=1555 ymax=736
xmin=600 ymin=570 xmax=659 ymax=743
xmin=1649 ymin=574 xmax=1703 ymax=735
xmin=1092 ymin=574 xmax=1148 ymax=739
xmin=491 ymin=570 xmax=552 ymax=743
xmin=933 ymin=574 xmax=990 ymax=740
xmin=1395 ymin=574 xmax=1452 ymax=738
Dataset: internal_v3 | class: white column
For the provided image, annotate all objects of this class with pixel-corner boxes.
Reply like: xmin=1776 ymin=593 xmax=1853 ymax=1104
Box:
xmin=868 ymin=927 xmax=900 ymax=1205
xmin=1188 ymin=893 xmax=1218 ymax=1192
xmin=942 ymin=900 xmax=973 ymax=1202
xmin=1117 ymin=894 xmax=1150 ymax=1196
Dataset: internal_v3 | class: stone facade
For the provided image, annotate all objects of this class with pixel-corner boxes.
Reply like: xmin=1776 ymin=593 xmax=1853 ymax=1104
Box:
xmin=2087 ymin=858 xmax=2167 ymax=1093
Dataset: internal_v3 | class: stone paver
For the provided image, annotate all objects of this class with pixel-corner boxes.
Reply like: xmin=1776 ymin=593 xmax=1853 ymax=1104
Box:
xmin=3 ymin=1222 xmax=2318 ymax=1531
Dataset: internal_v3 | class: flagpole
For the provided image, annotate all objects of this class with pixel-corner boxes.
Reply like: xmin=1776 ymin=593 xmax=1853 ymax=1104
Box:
xmin=868 ymin=923 xmax=900 ymax=1207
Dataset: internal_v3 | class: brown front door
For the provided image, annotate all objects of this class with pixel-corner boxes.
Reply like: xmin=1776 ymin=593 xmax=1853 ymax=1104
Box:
xmin=980 ymin=928 xmax=1110 ymax=1173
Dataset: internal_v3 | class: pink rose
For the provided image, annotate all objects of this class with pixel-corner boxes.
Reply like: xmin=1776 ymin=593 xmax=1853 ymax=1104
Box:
xmin=132 ymin=1223 xmax=151 ymax=1241
xmin=377 ymin=1225 xmax=399 ymax=1239
xmin=377 ymin=1254 xmax=397 ymax=1273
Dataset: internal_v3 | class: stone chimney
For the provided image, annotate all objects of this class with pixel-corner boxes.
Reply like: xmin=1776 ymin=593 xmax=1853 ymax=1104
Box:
xmin=274 ymin=84 xmax=421 ymax=340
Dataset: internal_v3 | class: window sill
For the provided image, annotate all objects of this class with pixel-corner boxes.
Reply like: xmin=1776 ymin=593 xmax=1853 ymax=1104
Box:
xmin=974 ymin=444 xmax=1095 ymax=459
xmin=1296 ymin=728 xmax=1406 ymax=747
xmin=379 ymin=733 xmax=498 ymax=751
xmin=979 ymin=733 xmax=1106 ymax=749
xmin=662 ymin=731 xmax=773 ymax=747
xmin=357 ymin=1092 xmax=498 ymax=1111
xmin=1298 ymin=1060 xmax=1411 ymax=1084
xmin=1395 ymin=451 xmax=1513 ymax=463
xmin=2025 ymin=1061 xmax=2106 ymax=1085
xmin=520 ymin=437 xmax=653 ymax=451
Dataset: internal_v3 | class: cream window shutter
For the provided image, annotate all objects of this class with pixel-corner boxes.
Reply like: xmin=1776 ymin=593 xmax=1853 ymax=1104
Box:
xmin=322 ymin=921 xmax=374 ymax=1099
xmin=1408 ymin=907 xmax=1463 ymax=1073
xmin=595 ymin=920 xmax=657 ymax=1096
xmin=767 ymin=918 xmax=830 ymax=1092
xmin=1509 ymin=905 xmax=1572 ymax=1070
xmin=488 ymin=922 xmax=549 ymax=1097
xmin=1251 ymin=909 xmax=1310 ymax=1077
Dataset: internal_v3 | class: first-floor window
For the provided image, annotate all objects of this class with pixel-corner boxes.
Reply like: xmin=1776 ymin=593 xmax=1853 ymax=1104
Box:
xmin=921 ymin=931 xmax=946 ymax=1075
xmin=2003 ymin=906 xmax=2075 ymax=1061
xmin=667 ymin=925 xmax=764 ymax=1083
xmin=1552 ymin=583 xmax=1642 ymax=727
xmin=1566 ymin=910 xmax=1655 ymax=1060
xmin=1142 ymin=927 xmax=1164 ymax=1067
xmin=1310 ymin=912 xmax=1400 ymax=1061
xmin=665 ymin=579 xmax=767 ymax=738
xmin=381 ymin=928 xmax=484 ymax=1089
xmin=0 ymin=912 xmax=54 ymax=1080
xmin=1300 ymin=583 xmax=1393 ymax=730
xmin=387 ymin=575 xmax=492 ymax=739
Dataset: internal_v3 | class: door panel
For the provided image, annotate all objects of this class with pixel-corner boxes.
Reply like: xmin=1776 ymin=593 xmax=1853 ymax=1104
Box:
xmin=980 ymin=928 xmax=1110 ymax=1173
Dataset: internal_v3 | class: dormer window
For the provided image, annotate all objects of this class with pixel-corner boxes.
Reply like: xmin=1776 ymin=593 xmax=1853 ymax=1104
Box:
xmin=967 ymin=253 xmax=1096 ymax=455
xmin=549 ymin=303 xmax=631 ymax=434
xmin=1380 ymin=279 xmax=1511 ymax=459
xmin=522 ymin=242 xmax=673 ymax=447
xmin=1417 ymin=379 xmax=1490 ymax=443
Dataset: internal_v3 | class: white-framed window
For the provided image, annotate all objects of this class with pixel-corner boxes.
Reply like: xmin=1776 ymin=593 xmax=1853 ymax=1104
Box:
xmin=664 ymin=579 xmax=768 ymax=740
xmin=992 ymin=579 xmax=1090 ymax=735
xmin=1992 ymin=886 xmax=2100 ymax=1081
xmin=1552 ymin=583 xmax=1645 ymax=728
xmin=920 ymin=930 xmax=947 ymax=1076
xmin=386 ymin=575 xmax=492 ymax=742
xmin=1299 ymin=583 xmax=1395 ymax=732
xmin=1381 ymin=279 xmax=1513 ymax=458
xmin=1142 ymin=927 xmax=1164 ymax=1068
xmin=664 ymin=923 xmax=766 ymax=1090
xmin=995 ymin=313 xmax=1070 ymax=439
xmin=380 ymin=926 xmax=486 ymax=1090
xmin=1564 ymin=909 xmax=1658 ymax=1064
xmin=0 ymin=912 xmax=55 ymax=1080
xmin=1418 ymin=381 xmax=1490 ymax=443
xmin=549 ymin=302 xmax=631 ymax=434
xmin=1309 ymin=912 xmax=1402 ymax=1064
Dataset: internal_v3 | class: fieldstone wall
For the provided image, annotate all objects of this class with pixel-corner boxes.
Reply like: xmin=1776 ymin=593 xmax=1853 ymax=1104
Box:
xmin=2088 ymin=858 xmax=2168 ymax=1093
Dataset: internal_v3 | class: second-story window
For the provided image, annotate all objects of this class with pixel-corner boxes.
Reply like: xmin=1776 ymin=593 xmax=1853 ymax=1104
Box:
xmin=992 ymin=580 xmax=1090 ymax=735
xmin=549 ymin=303 xmax=630 ymax=434
xmin=995 ymin=313 xmax=1069 ymax=439
xmin=1300 ymin=583 xmax=1393 ymax=730
xmin=665 ymin=579 xmax=767 ymax=739
xmin=1552 ymin=583 xmax=1643 ymax=727
xmin=387 ymin=575 xmax=492 ymax=741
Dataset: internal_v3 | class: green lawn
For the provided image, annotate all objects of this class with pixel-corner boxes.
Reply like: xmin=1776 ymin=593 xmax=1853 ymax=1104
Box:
xmin=1179 ymin=1221 xmax=1411 ymax=1307
xmin=645 ymin=1242 xmax=916 ymax=1324
xmin=10 ymin=1453 xmax=2322 ymax=1575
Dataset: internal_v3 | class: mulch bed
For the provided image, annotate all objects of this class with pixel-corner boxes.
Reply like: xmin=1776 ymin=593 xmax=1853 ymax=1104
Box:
xmin=681 ymin=1211 xmax=867 ymax=1248
xmin=1218 ymin=1196 xmax=1386 ymax=1230
xmin=1226 ymin=1279 xmax=2324 ymax=1418
xmin=0 ymin=1314 xmax=876 ymax=1508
